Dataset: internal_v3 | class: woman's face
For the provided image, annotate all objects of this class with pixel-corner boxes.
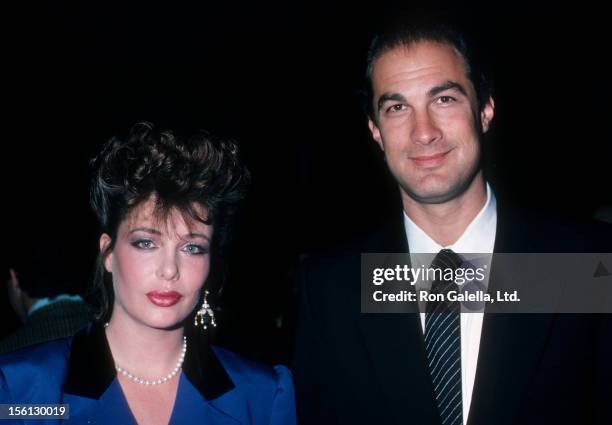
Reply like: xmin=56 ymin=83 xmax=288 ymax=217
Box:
xmin=100 ymin=197 xmax=213 ymax=330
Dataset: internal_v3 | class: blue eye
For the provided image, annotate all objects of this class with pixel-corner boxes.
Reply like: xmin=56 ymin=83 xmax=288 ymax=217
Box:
xmin=131 ymin=239 xmax=155 ymax=249
xmin=183 ymin=244 xmax=209 ymax=255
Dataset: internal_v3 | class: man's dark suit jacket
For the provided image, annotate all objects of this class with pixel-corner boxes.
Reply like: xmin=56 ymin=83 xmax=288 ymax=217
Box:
xmin=293 ymin=207 xmax=612 ymax=425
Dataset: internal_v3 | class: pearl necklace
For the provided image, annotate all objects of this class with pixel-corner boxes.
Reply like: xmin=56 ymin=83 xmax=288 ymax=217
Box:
xmin=104 ymin=323 xmax=187 ymax=386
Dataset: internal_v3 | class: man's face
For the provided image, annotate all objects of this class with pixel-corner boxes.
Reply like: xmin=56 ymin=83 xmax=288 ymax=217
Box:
xmin=368 ymin=41 xmax=494 ymax=204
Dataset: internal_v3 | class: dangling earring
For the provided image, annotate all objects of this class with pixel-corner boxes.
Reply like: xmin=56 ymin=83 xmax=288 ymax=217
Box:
xmin=194 ymin=290 xmax=217 ymax=330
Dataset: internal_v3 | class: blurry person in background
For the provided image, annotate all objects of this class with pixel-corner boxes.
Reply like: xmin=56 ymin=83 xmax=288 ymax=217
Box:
xmin=1 ymin=235 xmax=93 ymax=354
xmin=593 ymin=204 xmax=612 ymax=224
xmin=1 ymin=123 xmax=296 ymax=425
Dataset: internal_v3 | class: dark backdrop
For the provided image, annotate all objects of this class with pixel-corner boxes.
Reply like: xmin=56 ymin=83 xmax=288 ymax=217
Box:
xmin=2 ymin=0 xmax=611 ymax=364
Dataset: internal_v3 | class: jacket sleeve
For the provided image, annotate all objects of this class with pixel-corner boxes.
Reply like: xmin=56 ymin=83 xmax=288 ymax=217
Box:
xmin=0 ymin=366 xmax=24 ymax=425
xmin=0 ymin=367 xmax=12 ymax=403
xmin=268 ymin=365 xmax=296 ymax=425
xmin=593 ymin=314 xmax=612 ymax=425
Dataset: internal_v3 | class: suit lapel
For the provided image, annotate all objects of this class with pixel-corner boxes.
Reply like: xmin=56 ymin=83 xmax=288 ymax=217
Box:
xmin=63 ymin=380 xmax=138 ymax=425
xmin=356 ymin=220 xmax=442 ymax=425
xmin=358 ymin=312 xmax=442 ymax=425
xmin=169 ymin=375 xmax=242 ymax=425
xmin=467 ymin=206 xmax=555 ymax=425
xmin=467 ymin=313 xmax=554 ymax=425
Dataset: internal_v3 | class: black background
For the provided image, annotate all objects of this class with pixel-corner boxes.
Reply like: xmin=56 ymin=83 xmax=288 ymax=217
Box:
xmin=2 ymin=0 xmax=611 ymax=364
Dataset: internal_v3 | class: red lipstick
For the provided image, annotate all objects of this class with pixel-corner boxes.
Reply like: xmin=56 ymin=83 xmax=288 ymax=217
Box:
xmin=146 ymin=291 xmax=182 ymax=307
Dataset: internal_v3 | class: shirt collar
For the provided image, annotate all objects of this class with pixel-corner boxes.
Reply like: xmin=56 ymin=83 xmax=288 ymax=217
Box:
xmin=403 ymin=183 xmax=497 ymax=254
xmin=63 ymin=322 xmax=235 ymax=401
xmin=28 ymin=295 xmax=84 ymax=316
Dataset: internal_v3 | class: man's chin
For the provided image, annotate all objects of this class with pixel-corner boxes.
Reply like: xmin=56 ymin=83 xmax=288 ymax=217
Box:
xmin=406 ymin=191 xmax=458 ymax=204
xmin=400 ymin=180 xmax=472 ymax=205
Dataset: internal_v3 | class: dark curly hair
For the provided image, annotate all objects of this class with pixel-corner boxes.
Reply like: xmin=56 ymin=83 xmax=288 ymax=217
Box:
xmin=89 ymin=122 xmax=250 ymax=321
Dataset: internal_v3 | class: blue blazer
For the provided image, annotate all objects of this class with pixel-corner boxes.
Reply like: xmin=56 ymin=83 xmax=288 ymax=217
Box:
xmin=0 ymin=323 xmax=296 ymax=425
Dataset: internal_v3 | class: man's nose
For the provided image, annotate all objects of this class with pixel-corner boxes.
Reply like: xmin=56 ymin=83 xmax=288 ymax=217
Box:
xmin=412 ymin=110 xmax=442 ymax=145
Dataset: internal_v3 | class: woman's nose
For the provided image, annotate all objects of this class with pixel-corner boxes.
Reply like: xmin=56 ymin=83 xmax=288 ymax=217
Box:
xmin=156 ymin=252 xmax=180 ymax=281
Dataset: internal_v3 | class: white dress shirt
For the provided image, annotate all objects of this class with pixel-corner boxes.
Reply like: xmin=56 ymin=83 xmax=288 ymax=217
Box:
xmin=403 ymin=184 xmax=497 ymax=425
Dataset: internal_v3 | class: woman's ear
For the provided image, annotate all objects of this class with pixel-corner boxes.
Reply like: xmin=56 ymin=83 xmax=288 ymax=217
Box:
xmin=99 ymin=233 xmax=113 ymax=273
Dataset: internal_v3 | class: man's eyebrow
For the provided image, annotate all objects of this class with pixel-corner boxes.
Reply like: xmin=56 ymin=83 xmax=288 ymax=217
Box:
xmin=428 ymin=80 xmax=467 ymax=98
xmin=377 ymin=93 xmax=407 ymax=112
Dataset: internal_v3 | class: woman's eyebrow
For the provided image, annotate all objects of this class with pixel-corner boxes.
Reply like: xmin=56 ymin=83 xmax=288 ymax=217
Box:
xmin=183 ymin=232 xmax=211 ymax=241
xmin=128 ymin=227 xmax=161 ymax=235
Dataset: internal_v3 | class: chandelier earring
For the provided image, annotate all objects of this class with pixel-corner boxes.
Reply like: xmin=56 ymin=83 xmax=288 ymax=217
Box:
xmin=194 ymin=289 xmax=217 ymax=330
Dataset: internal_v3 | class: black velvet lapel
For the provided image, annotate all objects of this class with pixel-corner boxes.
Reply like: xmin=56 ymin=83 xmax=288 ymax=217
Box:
xmin=63 ymin=323 xmax=116 ymax=399
xmin=182 ymin=325 xmax=235 ymax=400
xmin=63 ymin=322 xmax=235 ymax=401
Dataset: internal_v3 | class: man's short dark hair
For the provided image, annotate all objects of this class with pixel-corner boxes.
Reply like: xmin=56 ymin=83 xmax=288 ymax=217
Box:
xmin=364 ymin=20 xmax=491 ymax=121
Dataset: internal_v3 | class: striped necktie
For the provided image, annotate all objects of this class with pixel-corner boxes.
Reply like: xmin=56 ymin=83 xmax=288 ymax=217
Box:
xmin=424 ymin=249 xmax=463 ymax=425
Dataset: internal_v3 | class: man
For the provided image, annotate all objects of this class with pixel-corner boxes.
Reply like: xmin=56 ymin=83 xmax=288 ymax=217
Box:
xmin=293 ymin=22 xmax=611 ymax=425
xmin=1 ymin=236 xmax=92 ymax=354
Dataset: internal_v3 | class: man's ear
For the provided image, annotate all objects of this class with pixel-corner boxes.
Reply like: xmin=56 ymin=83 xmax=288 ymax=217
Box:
xmin=368 ymin=118 xmax=384 ymax=151
xmin=99 ymin=233 xmax=113 ymax=273
xmin=480 ymin=97 xmax=495 ymax=133
xmin=7 ymin=268 xmax=29 ymax=322
xmin=8 ymin=268 xmax=21 ymax=294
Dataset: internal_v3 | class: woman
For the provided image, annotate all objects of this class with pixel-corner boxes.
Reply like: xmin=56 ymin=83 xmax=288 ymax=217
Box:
xmin=0 ymin=123 xmax=296 ymax=425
